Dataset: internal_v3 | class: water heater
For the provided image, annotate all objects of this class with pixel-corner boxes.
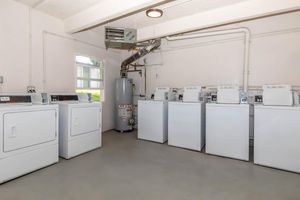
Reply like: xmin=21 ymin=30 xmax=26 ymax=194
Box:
xmin=115 ymin=78 xmax=133 ymax=132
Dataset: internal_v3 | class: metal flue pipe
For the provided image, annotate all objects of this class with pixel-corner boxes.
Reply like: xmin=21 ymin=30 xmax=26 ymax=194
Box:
xmin=120 ymin=39 xmax=161 ymax=78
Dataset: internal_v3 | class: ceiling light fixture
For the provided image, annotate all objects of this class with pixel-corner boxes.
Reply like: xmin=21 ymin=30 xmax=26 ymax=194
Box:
xmin=146 ymin=8 xmax=163 ymax=18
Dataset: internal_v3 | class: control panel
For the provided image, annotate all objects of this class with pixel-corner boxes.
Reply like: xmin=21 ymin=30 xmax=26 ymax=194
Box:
xmin=0 ymin=95 xmax=31 ymax=104
xmin=217 ymin=85 xmax=240 ymax=104
xmin=262 ymin=84 xmax=293 ymax=106
xmin=50 ymin=95 xmax=78 ymax=102
xmin=154 ymin=87 xmax=177 ymax=101
xmin=183 ymin=86 xmax=203 ymax=102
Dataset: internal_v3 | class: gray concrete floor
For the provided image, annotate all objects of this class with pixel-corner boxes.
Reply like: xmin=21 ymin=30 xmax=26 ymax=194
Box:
xmin=1 ymin=130 xmax=300 ymax=200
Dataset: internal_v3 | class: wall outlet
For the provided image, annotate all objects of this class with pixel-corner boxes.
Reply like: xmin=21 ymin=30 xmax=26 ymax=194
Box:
xmin=0 ymin=76 xmax=3 ymax=84
xmin=27 ymin=85 xmax=36 ymax=93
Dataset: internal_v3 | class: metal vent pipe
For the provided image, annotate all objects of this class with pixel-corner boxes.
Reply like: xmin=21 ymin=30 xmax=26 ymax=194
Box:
xmin=120 ymin=39 xmax=161 ymax=78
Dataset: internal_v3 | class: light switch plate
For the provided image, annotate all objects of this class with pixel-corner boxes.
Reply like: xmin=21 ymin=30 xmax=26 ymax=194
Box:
xmin=0 ymin=76 xmax=3 ymax=84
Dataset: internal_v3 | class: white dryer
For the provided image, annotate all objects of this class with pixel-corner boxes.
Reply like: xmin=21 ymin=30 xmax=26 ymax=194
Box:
xmin=254 ymin=85 xmax=300 ymax=173
xmin=0 ymin=94 xmax=58 ymax=183
xmin=50 ymin=94 xmax=102 ymax=159
xmin=206 ymin=85 xmax=251 ymax=161
xmin=168 ymin=86 xmax=205 ymax=151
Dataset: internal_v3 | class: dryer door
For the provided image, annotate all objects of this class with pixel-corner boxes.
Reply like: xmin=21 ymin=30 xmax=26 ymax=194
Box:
xmin=70 ymin=106 xmax=101 ymax=136
xmin=3 ymin=109 xmax=57 ymax=152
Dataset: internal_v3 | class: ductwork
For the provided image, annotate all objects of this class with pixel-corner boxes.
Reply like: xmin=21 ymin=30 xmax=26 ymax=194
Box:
xmin=120 ymin=39 xmax=161 ymax=78
xmin=105 ymin=27 xmax=137 ymax=50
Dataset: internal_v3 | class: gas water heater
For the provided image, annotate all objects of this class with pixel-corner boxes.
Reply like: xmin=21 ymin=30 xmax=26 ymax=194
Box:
xmin=115 ymin=78 xmax=133 ymax=132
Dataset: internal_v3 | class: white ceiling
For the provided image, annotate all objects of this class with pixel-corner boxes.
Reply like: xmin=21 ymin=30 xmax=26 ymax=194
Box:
xmin=92 ymin=0 xmax=248 ymax=33
xmin=15 ymin=0 xmax=248 ymax=32
xmin=15 ymin=0 xmax=106 ymax=19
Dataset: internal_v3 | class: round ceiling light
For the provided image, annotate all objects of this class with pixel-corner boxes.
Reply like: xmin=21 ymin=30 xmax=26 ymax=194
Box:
xmin=146 ymin=8 xmax=163 ymax=18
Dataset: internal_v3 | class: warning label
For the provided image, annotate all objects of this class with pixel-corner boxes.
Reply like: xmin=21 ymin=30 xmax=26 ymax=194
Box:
xmin=118 ymin=104 xmax=133 ymax=119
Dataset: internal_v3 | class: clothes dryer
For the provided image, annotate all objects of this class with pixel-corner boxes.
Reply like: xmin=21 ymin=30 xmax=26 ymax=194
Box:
xmin=0 ymin=94 xmax=58 ymax=183
xmin=50 ymin=94 xmax=102 ymax=159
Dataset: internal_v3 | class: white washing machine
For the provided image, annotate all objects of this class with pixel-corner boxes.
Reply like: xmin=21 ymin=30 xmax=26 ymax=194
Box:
xmin=138 ymin=87 xmax=176 ymax=143
xmin=50 ymin=94 xmax=102 ymax=159
xmin=168 ymin=86 xmax=205 ymax=151
xmin=254 ymin=85 xmax=300 ymax=173
xmin=0 ymin=94 xmax=59 ymax=183
xmin=254 ymin=105 xmax=300 ymax=173
xmin=206 ymin=85 xmax=251 ymax=161
xmin=138 ymin=100 xmax=168 ymax=143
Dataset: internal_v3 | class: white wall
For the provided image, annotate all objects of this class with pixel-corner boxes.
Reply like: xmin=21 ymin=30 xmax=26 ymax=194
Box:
xmin=2 ymin=0 xmax=300 ymax=131
xmin=127 ymin=11 xmax=300 ymax=96
xmin=0 ymin=0 xmax=121 ymax=131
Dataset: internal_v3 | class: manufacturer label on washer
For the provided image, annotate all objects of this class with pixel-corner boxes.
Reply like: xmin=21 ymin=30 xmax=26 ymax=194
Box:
xmin=0 ymin=97 xmax=10 ymax=102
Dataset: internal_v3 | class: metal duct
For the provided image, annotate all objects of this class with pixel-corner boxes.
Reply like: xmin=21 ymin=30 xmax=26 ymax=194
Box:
xmin=120 ymin=39 xmax=161 ymax=77
xmin=105 ymin=27 xmax=137 ymax=50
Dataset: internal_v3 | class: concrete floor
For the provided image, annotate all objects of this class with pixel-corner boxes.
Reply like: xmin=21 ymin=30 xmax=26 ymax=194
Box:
xmin=1 ymin=131 xmax=300 ymax=200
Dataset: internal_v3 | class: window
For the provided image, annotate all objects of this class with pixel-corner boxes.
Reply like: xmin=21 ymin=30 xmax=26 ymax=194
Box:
xmin=75 ymin=55 xmax=104 ymax=101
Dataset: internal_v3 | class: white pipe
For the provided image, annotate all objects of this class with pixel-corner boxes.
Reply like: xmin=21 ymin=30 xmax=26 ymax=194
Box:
xmin=42 ymin=31 xmax=47 ymax=92
xmin=33 ymin=0 xmax=48 ymax=8
xmin=28 ymin=8 xmax=32 ymax=86
xmin=166 ymin=28 xmax=251 ymax=92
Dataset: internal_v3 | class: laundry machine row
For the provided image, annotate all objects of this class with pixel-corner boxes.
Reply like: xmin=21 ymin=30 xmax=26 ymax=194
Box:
xmin=138 ymin=85 xmax=249 ymax=156
xmin=138 ymin=86 xmax=206 ymax=151
xmin=138 ymin=84 xmax=300 ymax=173
xmin=0 ymin=93 xmax=102 ymax=184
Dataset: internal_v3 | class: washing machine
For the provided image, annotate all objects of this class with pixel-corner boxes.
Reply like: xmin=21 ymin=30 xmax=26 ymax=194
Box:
xmin=50 ymin=94 xmax=102 ymax=159
xmin=0 ymin=94 xmax=59 ymax=183
xmin=138 ymin=87 xmax=176 ymax=143
xmin=254 ymin=85 xmax=300 ymax=173
xmin=206 ymin=85 xmax=251 ymax=161
xmin=168 ymin=86 xmax=205 ymax=151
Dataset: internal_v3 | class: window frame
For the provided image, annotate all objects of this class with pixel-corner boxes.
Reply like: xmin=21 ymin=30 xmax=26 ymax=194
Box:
xmin=74 ymin=54 xmax=105 ymax=101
